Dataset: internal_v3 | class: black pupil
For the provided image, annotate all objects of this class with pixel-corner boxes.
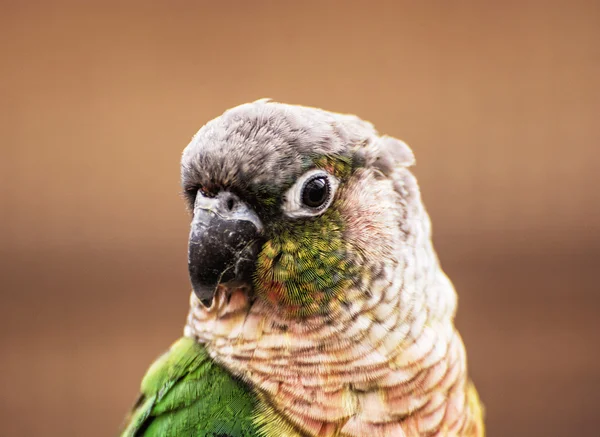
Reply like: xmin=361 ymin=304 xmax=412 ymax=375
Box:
xmin=302 ymin=176 xmax=329 ymax=208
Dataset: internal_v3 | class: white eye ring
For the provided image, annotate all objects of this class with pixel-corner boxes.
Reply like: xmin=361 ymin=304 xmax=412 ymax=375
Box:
xmin=282 ymin=169 xmax=339 ymax=218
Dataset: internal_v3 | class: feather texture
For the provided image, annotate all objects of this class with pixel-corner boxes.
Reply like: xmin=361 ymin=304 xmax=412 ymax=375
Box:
xmin=120 ymin=337 xmax=259 ymax=437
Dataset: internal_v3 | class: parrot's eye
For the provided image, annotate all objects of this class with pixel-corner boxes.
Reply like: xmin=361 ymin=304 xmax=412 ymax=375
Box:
xmin=282 ymin=169 xmax=338 ymax=218
xmin=302 ymin=176 xmax=329 ymax=208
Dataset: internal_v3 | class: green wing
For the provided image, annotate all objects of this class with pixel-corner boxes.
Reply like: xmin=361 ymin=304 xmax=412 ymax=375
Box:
xmin=120 ymin=337 xmax=260 ymax=437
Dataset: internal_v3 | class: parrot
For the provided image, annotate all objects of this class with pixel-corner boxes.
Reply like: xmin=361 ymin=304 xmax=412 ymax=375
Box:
xmin=120 ymin=99 xmax=485 ymax=437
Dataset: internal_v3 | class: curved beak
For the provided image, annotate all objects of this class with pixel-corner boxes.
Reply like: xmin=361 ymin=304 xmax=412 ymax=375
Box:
xmin=188 ymin=191 xmax=263 ymax=307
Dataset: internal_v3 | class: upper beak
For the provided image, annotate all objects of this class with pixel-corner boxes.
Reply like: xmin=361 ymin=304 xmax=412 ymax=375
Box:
xmin=188 ymin=190 xmax=263 ymax=307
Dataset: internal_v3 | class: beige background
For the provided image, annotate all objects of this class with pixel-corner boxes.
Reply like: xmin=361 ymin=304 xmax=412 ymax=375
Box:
xmin=2 ymin=1 xmax=599 ymax=435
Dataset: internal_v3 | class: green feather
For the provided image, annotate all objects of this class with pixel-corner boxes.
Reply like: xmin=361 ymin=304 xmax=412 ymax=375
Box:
xmin=120 ymin=337 xmax=260 ymax=437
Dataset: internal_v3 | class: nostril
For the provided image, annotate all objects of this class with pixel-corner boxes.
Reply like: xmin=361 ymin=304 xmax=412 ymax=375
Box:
xmin=226 ymin=197 xmax=235 ymax=211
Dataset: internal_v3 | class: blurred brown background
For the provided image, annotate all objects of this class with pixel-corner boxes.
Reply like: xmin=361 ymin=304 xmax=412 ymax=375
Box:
xmin=2 ymin=0 xmax=599 ymax=436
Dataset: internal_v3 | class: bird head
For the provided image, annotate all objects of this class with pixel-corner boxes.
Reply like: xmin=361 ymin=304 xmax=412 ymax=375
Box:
xmin=182 ymin=99 xmax=421 ymax=320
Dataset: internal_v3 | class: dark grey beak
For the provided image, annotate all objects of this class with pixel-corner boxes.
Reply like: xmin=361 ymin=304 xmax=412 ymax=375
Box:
xmin=188 ymin=191 xmax=263 ymax=307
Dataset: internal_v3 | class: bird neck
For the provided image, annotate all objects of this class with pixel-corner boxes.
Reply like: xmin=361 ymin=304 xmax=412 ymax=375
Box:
xmin=184 ymin=251 xmax=482 ymax=436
